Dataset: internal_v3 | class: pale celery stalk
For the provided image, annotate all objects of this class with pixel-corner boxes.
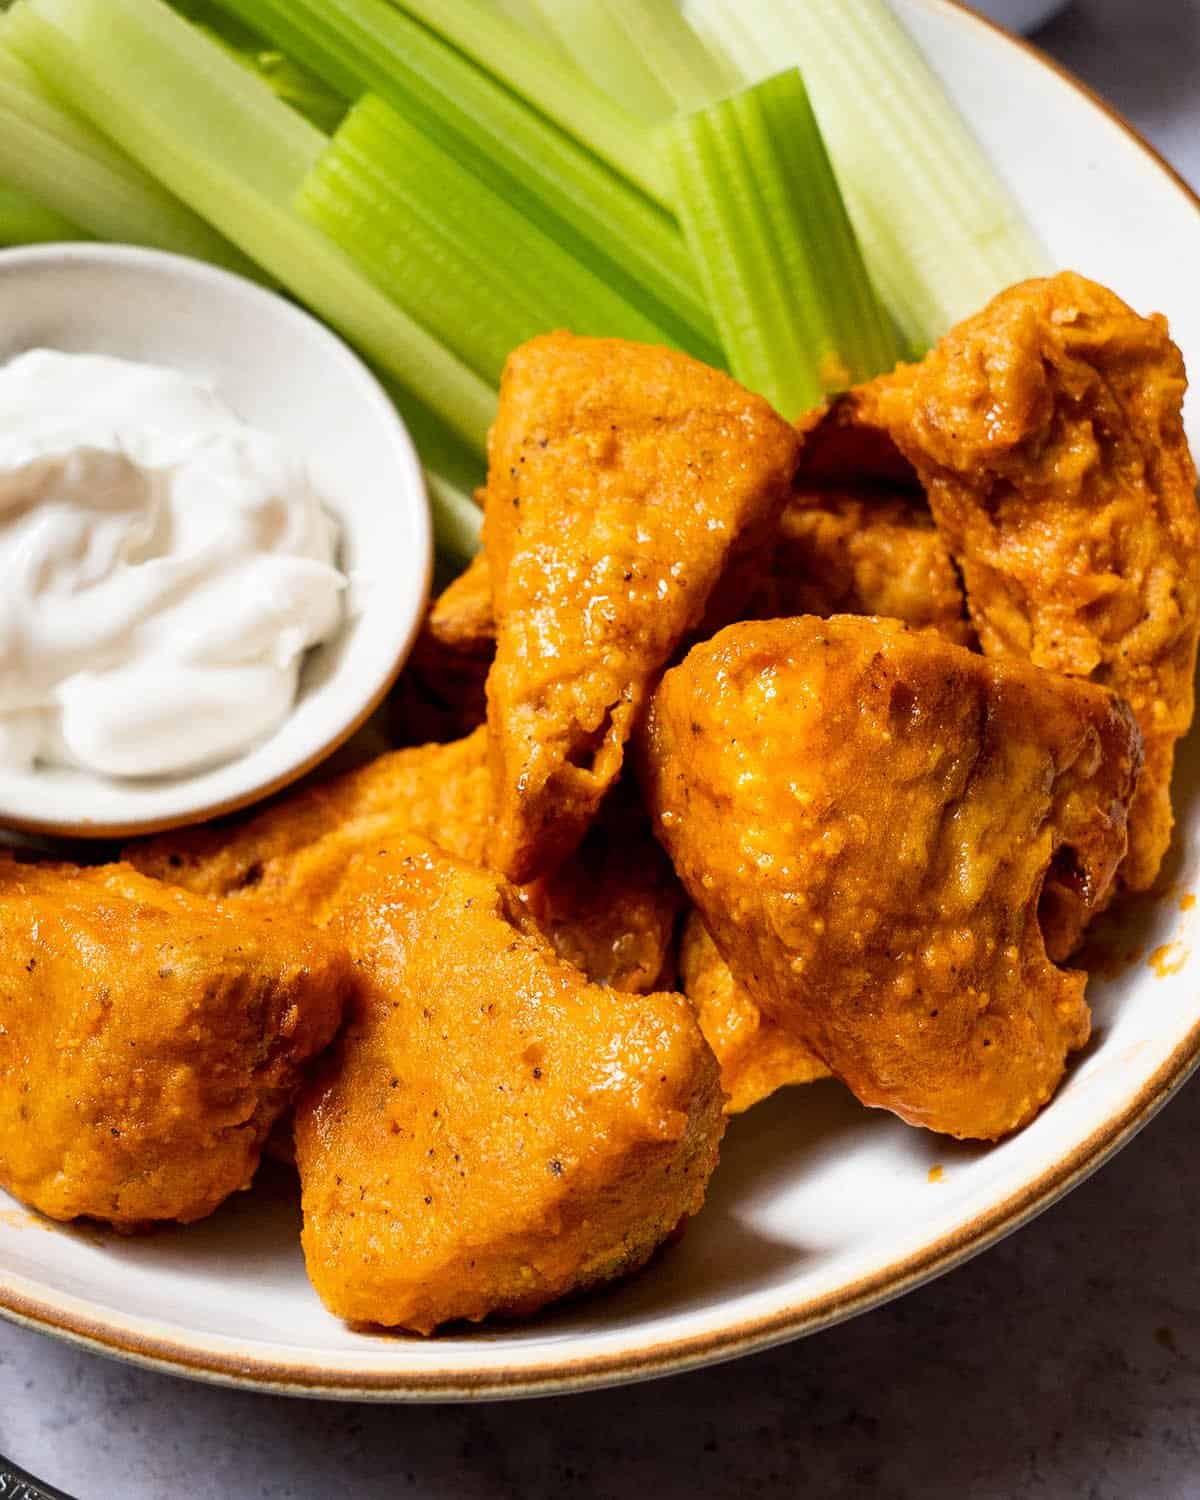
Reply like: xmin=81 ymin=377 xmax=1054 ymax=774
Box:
xmin=169 ymin=0 xmax=348 ymax=131
xmin=685 ymin=0 xmax=1049 ymax=353
xmin=11 ymin=0 xmax=494 ymax=455
xmin=0 ymin=178 xmax=85 ymax=244
xmin=204 ymin=0 xmax=719 ymax=359
xmin=296 ymin=95 xmax=678 ymax=384
xmin=381 ymin=0 xmax=667 ymax=204
xmin=426 ymin=470 xmax=483 ymax=566
xmin=521 ymin=0 xmax=735 ymax=121
xmin=668 ymin=69 xmax=900 ymax=419
xmin=489 ymin=0 xmax=564 ymax=53
xmin=0 ymin=33 xmax=255 ymax=269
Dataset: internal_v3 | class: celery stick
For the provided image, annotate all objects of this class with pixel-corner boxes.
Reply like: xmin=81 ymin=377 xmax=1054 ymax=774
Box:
xmin=668 ymin=69 xmax=900 ymax=420
xmin=521 ymin=0 xmax=735 ymax=121
xmin=426 ymin=470 xmax=483 ymax=566
xmin=205 ymin=0 xmax=719 ymax=360
xmin=381 ymin=0 xmax=667 ymax=204
xmin=11 ymin=0 xmax=494 ymax=455
xmin=169 ymin=0 xmax=347 ymax=131
xmin=0 ymin=32 xmax=255 ymax=269
xmin=489 ymin=0 xmax=564 ymax=53
xmin=685 ymin=0 xmax=1048 ymax=352
xmin=297 ymin=95 xmax=679 ymax=385
xmin=0 ymin=178 xmax=85 ymax=244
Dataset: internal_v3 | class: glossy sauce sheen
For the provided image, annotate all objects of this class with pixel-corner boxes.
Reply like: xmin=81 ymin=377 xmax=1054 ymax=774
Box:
xmin=0 ymin=350 xmax=346 ymax=779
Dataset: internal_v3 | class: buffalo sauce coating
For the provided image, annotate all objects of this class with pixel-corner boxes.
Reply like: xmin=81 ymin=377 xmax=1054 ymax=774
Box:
xmin=640 ymin=616 xmax=1142 ymax=1140
xmin=0 ymin=857 xmax=349 ymax=1228
xmin=484 ymin=331 xmax=801 ymax=884
xmin=678 ymin=911 xmax=830 ymax=1115
xmin=857 ymin=271 xmax=1199 ymax=892
xmin=751 ymin=488 xmax=973 ymax=647
xmin=127 ymin=731 xmax=681 ymax=998
xmin=294 ymin=837 xmax=724 ymax=1333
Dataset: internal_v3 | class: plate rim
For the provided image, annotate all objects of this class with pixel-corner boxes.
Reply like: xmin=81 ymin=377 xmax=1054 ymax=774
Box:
xmin=2 ymin=0 xmax=1199 ymax=1402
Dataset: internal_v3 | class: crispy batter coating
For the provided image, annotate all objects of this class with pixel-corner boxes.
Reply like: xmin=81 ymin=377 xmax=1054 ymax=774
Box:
xmin=427 ymin=550 xmax=494 ymax=656
xmin=485 ymin=332 xmax=801 ymax=883
xmin=452 ymin=490 xmax=970 ymax=657
xmin=678 ymin=912 xmax=829 ymax=1115
xmin=756 ymin=489 xmax=972 ymax=646
xmin=857 ymin=272 xmax=1200 ymax=890
xmin=0 ymin=858 xmax=349 ymax=1228
xmin=641 ymin=617 xmax=1143 ymax=1140
xmin=128 ymin=730 xmax=492 ymax=918
xmin=520 ymin=786 xmax=685 ymax=993
xmin=295 ymin=838 xmax=724 ymax=1333
xmin=128 ymin=733 xmax=680 ymax=995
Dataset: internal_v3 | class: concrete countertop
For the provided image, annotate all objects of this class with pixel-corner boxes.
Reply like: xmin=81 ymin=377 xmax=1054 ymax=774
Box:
xmin=2 ymin=2 xmax=1199 ymax=1495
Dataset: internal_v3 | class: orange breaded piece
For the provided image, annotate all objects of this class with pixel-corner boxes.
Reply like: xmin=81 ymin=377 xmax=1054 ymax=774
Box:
xmin=449 ymin=490 xmax=971 ymax=656
xmin=678 ymin=913 xmax=829 ymax=1115
xmin=0 ymin=858 xmax=349 ymax=1229
xmin=856 ymin=272 xmax=1200 ymax=891
xmin=128 ymin=733 xmax=680 ymax=996
xmin=520 ymin=785 xmax=686 ymax=994
xmin=641 ymin=617 xmax=1142 ymax=1141
xmin=485 ymin=332 xmax=801 ymax=883
xmin=295 ymin=837 xmax=724 ymax=1334
xmin=128 ymin=729 xmax=492 ymax=921
xmin=426 ymin=550 xmax=494 ymax=656
xmin=755 ymin=488 xmax=972 ymax=646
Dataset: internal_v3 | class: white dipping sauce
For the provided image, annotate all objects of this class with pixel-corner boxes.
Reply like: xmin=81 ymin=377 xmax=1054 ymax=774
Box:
xmin=0 ymin=349 xmax=346 ymax=779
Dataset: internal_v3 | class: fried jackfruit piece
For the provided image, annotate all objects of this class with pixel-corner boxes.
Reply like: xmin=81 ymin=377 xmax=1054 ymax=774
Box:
xmin=426 ymin=550 xmax=495 ymax=657
xmin=520 ymin=785 xmax=686 ymax=994
xmin=640 ymin=616 xmax=1143 ymax=1140
xmin=755 ymin=488 xmax=973 ymax=646
xmin=678 ymin=912 xmax=829 ymax=1115
xmin=128 ymin=733 xmax=681 ymax=995
xmin=128 ymin=729 xmax=493 ymax=920
xmin=0 ymin=859 xmax=349 ymax=1229
xmin=295 ymin=838 xmax=724 ymax=1333
xmin=485 ymin=332 xmax=801 ymax=883
xmin=452 ymin=489 xmax=971 ymax=656
xmin=856 ymin=272 xmax=1200 ymax=891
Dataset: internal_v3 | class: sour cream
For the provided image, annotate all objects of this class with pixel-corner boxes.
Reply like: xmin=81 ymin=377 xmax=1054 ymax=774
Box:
xmin=0 ymin=350 xmax=346 ymax=779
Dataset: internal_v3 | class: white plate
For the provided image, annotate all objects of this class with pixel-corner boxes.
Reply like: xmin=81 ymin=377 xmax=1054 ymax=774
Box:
xmin=1 ymin=0 xmax=1199 ymax=1399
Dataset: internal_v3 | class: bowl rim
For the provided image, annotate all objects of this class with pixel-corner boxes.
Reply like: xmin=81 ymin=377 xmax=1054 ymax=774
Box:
xmin=0 ymin=241 xmax=433 ymax=841
xmin=1 ymin=0 xmax=1198 ymax=1402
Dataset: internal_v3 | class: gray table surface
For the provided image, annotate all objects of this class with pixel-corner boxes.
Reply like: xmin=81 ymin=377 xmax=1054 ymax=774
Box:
xmin=4 ymin=4 xmax=1200 ymax=1497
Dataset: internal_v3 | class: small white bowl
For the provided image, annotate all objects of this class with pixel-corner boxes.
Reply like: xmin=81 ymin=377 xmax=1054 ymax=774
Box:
xmin=0 ymin=243 xmax=432 ymax=839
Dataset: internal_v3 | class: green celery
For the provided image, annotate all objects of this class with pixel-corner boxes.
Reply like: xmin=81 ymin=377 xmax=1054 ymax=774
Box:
xmin=204 ymin=0 xmax=719 ymax=359
xmin=489 ymin=0 xmax=564 ymax=52
xmin=0 ymin=33 xmax=255 ymax=269
xmin=521 ymin=0 xmax=735 ymax=122
xmin=382 ymin=373 xmax=487 ymax=556
xmin=168 ymin=0 xmax=347 ymax=130
xmin=685 ymin=0 xmax=1049 ymax=353
xmin=296 ymin=94 xmax=679 ymax=385
xmin=380 ymin=0 xmax=667 ymax=204
xmin=0 ymin=178 xmax=85 ymax=244
xmin=11 ymin=0 xmax=495 ymax=455
xmin=668 ymin=69 xmax=900 ymax=420
xmin=426 ymin=471 xmax=483 ymax=568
